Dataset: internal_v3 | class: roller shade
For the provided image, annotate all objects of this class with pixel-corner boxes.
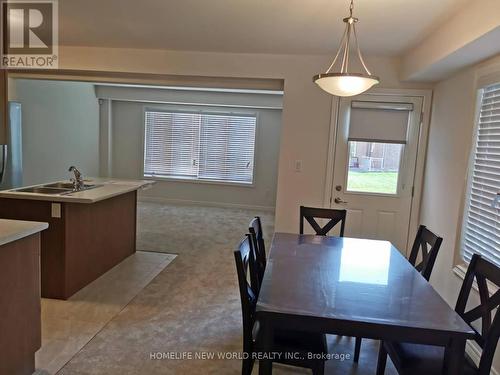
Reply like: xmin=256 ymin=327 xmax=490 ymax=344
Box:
xmin=461 ymin=83 xmax=500 ymax=266
xmin=349 ymin=101 xmax=412 ymax=144
xmin=143 ymin=110 xmax=256 ymax=184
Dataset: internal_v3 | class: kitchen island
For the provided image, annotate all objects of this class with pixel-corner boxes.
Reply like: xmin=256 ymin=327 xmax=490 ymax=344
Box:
xmin=0 ymin=219 xmax=48 ymax=375
xmin=0 ymin=179 xmax=152 ymax=299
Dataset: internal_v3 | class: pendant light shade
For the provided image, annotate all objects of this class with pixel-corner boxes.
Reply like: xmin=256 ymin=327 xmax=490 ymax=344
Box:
xmin=314 ymin=73 xmax=379 ymax=97
xmin=313 ymin=0 xmax=379 ymax=97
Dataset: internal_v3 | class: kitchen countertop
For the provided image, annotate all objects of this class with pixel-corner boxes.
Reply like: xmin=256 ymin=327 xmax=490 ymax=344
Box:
xmin=0 ymin=178 xmax=154 ymax=204
xmin=0 ymin=219 xmax=49 ymax=246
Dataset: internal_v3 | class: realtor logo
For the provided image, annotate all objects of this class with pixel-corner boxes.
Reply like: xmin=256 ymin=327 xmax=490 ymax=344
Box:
xmin=1 ymin=0 xmax=58 ymax=69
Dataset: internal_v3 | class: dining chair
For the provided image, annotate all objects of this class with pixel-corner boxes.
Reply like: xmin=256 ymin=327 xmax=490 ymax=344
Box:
xmin=234 ymin=235 xmax=327 ymax=375
xmin=299 ymin=206 xmax=347 ymax=236
xmin=249 ymin=216 xmax=266 ymax=287
xmin=353 ymin=225 xmax=443 ymax=362
xmin=376 ymin=253 xmax=500 ymax=375
xmin=408 ymin=225 xmax=443 ymax=281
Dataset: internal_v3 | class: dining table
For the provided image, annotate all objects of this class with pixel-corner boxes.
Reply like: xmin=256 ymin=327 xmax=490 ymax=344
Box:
xmin=256 ymin=233 xmax=475 ymax=375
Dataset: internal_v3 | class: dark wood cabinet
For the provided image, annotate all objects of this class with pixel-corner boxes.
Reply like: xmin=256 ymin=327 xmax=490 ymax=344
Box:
xmin=0 ymin=191 xmax=137 ymax=299
xmin=0 ymin=234 xmax=41 ymax=375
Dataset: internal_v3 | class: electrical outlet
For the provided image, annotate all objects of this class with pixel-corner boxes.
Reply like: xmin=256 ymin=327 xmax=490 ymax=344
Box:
xmin=294 ymin=160 xmax=303 ymax=172
xmin=51 ymin=203 xmax=61 ymax=218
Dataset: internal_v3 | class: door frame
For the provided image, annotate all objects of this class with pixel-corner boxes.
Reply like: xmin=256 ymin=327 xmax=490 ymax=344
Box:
xmin=323 ymin=88 xmax=433 ymax=254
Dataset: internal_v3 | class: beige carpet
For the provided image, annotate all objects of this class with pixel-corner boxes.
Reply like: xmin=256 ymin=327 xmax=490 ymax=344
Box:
xmin=136 ymin=202 xmax=275 ymax=255
xmin=57 ymin=202 xmax=396 ymax=374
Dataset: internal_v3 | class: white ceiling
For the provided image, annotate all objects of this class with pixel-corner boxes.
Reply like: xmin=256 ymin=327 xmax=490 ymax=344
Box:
xmin=59 ymin=0 xmax=470 ymax=56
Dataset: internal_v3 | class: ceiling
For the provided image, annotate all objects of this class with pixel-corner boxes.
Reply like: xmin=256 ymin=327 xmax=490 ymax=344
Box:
xmin=59 ymin=0 xmax=470 ymax=56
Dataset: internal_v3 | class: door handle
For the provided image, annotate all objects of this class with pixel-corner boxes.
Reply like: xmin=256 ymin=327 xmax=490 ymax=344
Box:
xmin=334 ymin=197 xmax=348 ymax=204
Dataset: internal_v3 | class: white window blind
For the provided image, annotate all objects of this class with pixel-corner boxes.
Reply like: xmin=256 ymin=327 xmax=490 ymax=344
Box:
xmin=144 ymin=110 xmax=256 ymax=184
xmin=461 ymin=83 xmax=500 ymax=266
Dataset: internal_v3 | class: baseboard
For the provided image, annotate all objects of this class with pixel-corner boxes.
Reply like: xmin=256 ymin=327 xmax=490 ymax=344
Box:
xmin=137 ymin=195 xmax=276 ymax=212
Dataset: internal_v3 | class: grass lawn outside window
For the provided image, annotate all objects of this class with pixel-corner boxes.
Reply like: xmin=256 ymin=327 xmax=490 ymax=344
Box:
xmin=347 ymin=171 xmax=399 ymax=194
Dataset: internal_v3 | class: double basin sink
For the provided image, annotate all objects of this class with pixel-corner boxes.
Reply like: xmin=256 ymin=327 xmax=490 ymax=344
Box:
xmin=15 ymin=182 xmax=100 ymax=195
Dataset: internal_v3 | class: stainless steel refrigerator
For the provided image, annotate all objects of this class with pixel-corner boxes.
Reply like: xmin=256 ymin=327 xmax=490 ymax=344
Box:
xmin=0 ymin=102 xmax=22 ymax=190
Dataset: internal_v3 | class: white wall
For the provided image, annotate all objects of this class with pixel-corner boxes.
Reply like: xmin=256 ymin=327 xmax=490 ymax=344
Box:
xmin=49 ymin=46 xmax=431 ymax=231
xmin=104 ymin=97 xmax=282 ymax=209
xmin=420 ymin=53 xmax=500 ymax=372
xmin=9 ymin=79 xmax=100 ymax=185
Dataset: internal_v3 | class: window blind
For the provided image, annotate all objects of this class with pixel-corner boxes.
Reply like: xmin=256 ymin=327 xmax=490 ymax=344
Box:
xmin=144 ymin=111 xmax=200 ymax=178
xmin=144 ymin=110 xmax=256 ymax=184
xmin=461 ymin=83 xmax=500 ymax=266
xmin=198 ymin=114 xmax=256 ymax=183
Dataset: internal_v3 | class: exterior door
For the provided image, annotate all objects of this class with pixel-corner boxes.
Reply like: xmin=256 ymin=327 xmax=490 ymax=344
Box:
xmin=330 ymin=94 xmax=423 ymax=253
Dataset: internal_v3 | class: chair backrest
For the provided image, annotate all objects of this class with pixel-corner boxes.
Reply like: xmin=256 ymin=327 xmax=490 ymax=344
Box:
xmin=455 ymin=254 xmax=500 ymax=375
xmin=408 ymin=225 xmax=443 ymax=281
xmin=249 ymin=216 xmax=266 ymax=283
xmin=299 ymin=206 xmax=347 ymax=236
xmin=234 ymin=235 xmax=259 ymax=351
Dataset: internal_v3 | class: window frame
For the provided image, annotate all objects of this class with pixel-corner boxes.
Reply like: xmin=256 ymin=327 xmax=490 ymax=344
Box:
xmin=141 ymin=105 xmax=259 ymax=187
xmin=457 ymin=85 xmax=500 ymax=267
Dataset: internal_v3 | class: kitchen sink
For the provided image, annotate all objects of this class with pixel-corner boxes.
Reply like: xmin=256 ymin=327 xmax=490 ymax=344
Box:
xmin=13 ymin=182 xmax=102 ymax=195
xmin=43 ymin=182 xmax=98 ymax=190
xmin=16 ymin=187 xmax=73 ymax=195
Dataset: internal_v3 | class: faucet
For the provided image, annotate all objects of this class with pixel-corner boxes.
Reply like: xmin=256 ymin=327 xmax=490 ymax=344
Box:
xmin=68 ymin=166 xmax=84 ymax=191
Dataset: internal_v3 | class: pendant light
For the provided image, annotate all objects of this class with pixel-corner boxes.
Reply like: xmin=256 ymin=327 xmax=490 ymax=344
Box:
xmin=313 ymin=0 xmax=379 ymax=97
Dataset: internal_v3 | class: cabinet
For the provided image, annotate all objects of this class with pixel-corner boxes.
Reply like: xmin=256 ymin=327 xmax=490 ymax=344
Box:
xmin=0 ymin=191 xmax=137 ymax=299
xmin=0 ymin=234 xmax=41 ymax=375
xmin=0 ymin=69 xmax=6 ymax=144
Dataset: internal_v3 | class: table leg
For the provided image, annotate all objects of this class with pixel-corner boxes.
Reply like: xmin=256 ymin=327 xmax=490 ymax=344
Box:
xmin=259 ymin=316 xmax=273 ymax=375
xmin=444 ymin=338 xmax=466 ymax=375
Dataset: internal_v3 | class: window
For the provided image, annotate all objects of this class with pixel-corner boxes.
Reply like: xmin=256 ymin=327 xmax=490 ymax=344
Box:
xmin=143 ymin=109 xmax=257 ymax=184
xmin=460 ymin=83 xmax=500 ymax=266
xmin=347 ymin=141 xmax=403 ymax=194
xmin=345 ymin=101 xmax=411 ymax=195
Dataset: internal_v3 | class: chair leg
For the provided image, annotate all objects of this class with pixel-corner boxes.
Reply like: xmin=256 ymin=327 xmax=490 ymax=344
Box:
xmin=312 ymin=361 xmax=325 ymax=375
xmin=354 ymin=337 xmax=362 ymax=363
xmin=376 ymin=342 xmax=388 ymax=375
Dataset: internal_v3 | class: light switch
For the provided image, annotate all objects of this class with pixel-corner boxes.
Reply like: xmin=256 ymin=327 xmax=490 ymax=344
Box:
xmin=294 ymin=160 xmax=302 ymax=172
xmin=51 ymin=203 xmax=61 ymax=218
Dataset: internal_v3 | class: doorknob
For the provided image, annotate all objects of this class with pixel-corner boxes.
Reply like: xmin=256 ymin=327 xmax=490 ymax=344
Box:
xmin=334 ymin=197 xmax=348 ymax=204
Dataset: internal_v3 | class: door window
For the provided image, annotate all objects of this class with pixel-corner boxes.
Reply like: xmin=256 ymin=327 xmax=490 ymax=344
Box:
xmin=346 ymin=141 xmax=403 ymax=194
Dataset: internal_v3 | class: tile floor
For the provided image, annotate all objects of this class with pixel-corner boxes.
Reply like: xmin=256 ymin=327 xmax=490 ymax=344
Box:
xmin=35 ymin=251 xmax=176 ymax=374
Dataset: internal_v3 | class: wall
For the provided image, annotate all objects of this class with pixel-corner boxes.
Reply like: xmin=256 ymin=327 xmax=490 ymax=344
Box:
xmin=420 ymin=53 xmax=500 ymax=372
xmin=49 ymin=46 xmax=431 ymax=232
xmin=8 ymin=79 xmax=100 ymax=185
xmin=100 ymin=91 xmax=282 ymax=209
xmin=10 ymin=44 xmax=497 ymax=368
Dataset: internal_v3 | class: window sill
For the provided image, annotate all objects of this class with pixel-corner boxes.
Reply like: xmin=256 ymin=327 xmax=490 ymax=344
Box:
xmin=453 ymin=263 xmax=499 ymax=294
xmin=143 ymin=175 xmax=255 ymax=188
xmin=452 ymin=264 xmax=468 ymax=281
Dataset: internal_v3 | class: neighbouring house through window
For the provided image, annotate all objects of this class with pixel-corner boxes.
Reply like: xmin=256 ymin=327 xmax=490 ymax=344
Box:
xmin=143 ymin=109 xmax=257 ymax=185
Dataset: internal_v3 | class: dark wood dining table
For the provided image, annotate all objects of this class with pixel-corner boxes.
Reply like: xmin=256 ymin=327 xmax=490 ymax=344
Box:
xmin=256 ymin=233 xmax=475 ymax=375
